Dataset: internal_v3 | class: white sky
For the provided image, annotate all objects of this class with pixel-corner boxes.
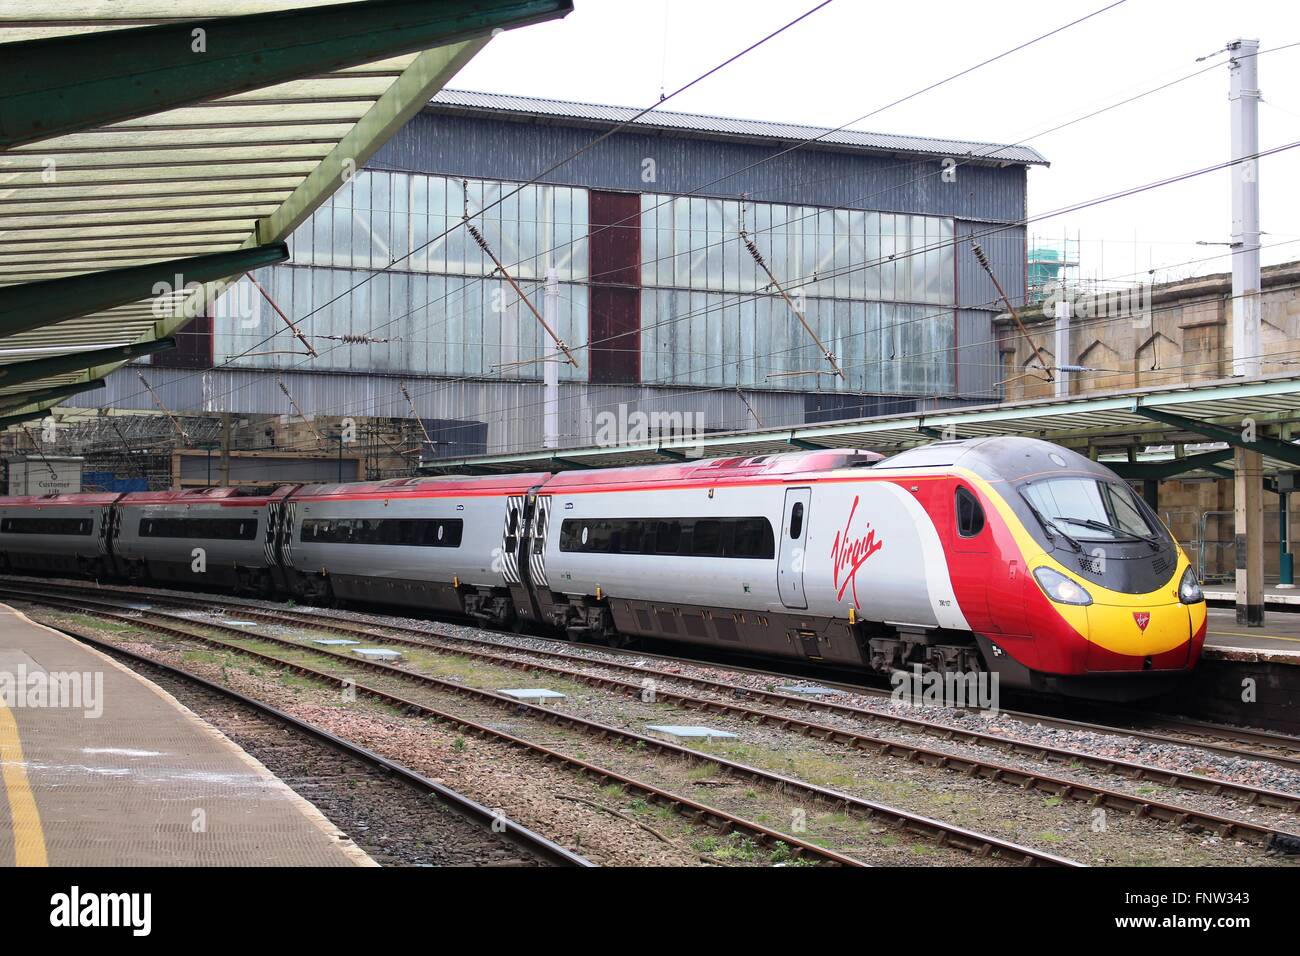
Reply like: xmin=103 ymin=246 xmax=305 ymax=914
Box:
xmin=455 ymin=0 xmax=1300 ymax=285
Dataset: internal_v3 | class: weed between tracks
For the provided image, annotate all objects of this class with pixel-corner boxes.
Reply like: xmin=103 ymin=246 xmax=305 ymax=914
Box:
xmin=31 ymin=609 xmax=852 ymax=867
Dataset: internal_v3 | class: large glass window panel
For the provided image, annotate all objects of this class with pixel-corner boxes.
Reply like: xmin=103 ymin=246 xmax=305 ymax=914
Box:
xmin=865 ymin=211 xmax=880 ymax=300
xmin=570 ymin=189 xmax=588 ymax=282
xmin=900 ymin=301 xmax=926 ymax=392
xmin=672 ymin=197 xmax=690 ymax=287
xmin=800 ymin=207 xmax=818 ymax=293
xmin=939 ymin=218 xmax=955 ymax=305
xmin=550 ymin=187 xmax=572 ymax=281
xmin=384 ymin=272 xmax=409 ymax=372
xmin=410 ymin=175 xmax=428 ymax=273
xmin=640 ymin=194 xmax=658 ymax=287
xmin=312 ymin=196 xmax=332 ymax=268
xmin=372 ymin=171 xmax=390 ymax=213
xmin=480 ymin=278 xmax=502 ymax=377
xmin=688 ymin=198 xmax=707 ymax=290
xmin=290 ymin=217 xmax=312 ymax=265
xmin=738 ymin=296 xmax=756 ymax=386
xmin=426 ymin=276 xmax=447 ymax=375
xmin=558 ymin=281 xmax=588 ymax=382
xmin=841 ymin=300 xmax=864 ymax=392
xmin=655 ymin=198 xmax=674 ymax=291
xmin=723 ymin=200 xmax=740 ymax=294
xmin=351 ymin=172 xmax=370 ymax=211
xmin=833 ymin=209 xmax=850 ymax=299
xmin=925 ymin=217 xmax=943 ymax=303
xmin=880 ymin=303 xmax=900 ymax=393
xmin=896 ymin=214 xmax=913 ymax=303
xmin=408 ymin=274 xmax=429 ymax=373
xmin=816 ymin=210 xmax=835 ymax=299
xmin=445 ymin=179 xmax=467 ymax=275
xmin=443 ymin=276 xmax=465 ymax=375
xmin=706 ymin=289 xmax=724 ymax=383
xmin=862 ymin=302 xmax=882 ymax=393
xmin=705 ymin=199 xmax=723 ymax=292
xmin=389 ymin=173 xmax=409 ymax=269
xmin=746 ymin=201 xmax=768 ymax=293
xmin=687 ymin=291 xmax=707 ymax=385
xmin=848 ymin=210 xmax=865 ymax=299
xmin=910 ymin=215 xmax=928 ymax=303
xmin=329 ymin=204 xmax=352 ymax=269
xmin=517 ymin=185 xmax=538 ymax=279
xmin=778 ymin=204 xmax=796 ymax=283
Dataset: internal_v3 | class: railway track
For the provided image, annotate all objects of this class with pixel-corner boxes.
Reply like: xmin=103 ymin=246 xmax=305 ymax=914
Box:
xmin=7 ymin=587 xmax=1084 ymax=867
xmin=44 ymin=618 xmax=593 ymax=868
xmin=15 ymin=585 xmax=1300 ymax=861
xmin=10 ymin=580 xmax=1300 ymax=815
xmin=48 ymin=582 xmax=1300 ymax=821
xmin=11 ymin=573 xmax=1292 ymax=774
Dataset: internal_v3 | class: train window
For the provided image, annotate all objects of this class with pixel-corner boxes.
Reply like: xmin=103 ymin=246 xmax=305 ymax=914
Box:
xmin=298 ymin=517 xmax=462 ymax=548
xmin=138 ymin=517 xmax=257 ymax=540
xmin=789 ymin=502 xmax=804 ymax=539
xmin=956 ymin=487 xmax=985 ymax=537
xmin=559 ymin=516 xmax=774 ymax=559
xmin=0 ymin=516 xmax=92 ymax=535
xmin=691 ymin=519 xmax=722 ymax=557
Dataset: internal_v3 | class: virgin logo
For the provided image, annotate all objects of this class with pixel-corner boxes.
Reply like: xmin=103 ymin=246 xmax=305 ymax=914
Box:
xmin=1133 ymin=611 xmax=1150 ymax=632
xmin=831 ymin=495 xmax=884 ymax=609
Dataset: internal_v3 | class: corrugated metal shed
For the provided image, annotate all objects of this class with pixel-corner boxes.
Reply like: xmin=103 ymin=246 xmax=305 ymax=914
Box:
xmin=427 ymin=90 xmax=1049 ymax=166
xmin=64 ymin=366 xmax=976 ymax=455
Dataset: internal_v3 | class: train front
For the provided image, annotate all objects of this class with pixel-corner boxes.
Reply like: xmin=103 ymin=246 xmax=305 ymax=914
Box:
xmin=956 ymin=437 xmax=1207 ymax=701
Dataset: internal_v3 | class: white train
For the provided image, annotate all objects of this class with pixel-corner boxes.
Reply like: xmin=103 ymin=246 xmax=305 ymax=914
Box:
xmin=0 ymin=437 xmax=1207 ymax=700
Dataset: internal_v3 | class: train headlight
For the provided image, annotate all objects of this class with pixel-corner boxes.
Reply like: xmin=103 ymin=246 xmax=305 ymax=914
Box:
xmin=1033 ymin=566 xmax=1093 ymax=606
xmin=1178 ymin=567 xmax=1204 ymax=604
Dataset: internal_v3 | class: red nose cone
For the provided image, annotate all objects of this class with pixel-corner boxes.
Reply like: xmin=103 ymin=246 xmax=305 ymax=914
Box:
xmin=1133 ymin=611 xmax=1151 ymax=632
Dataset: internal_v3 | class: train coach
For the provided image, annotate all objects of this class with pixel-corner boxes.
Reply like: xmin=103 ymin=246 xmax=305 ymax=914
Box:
xmin=110 ymin=486 xmax=294 ymax=594
xmin=0 ymin=436 xmax=1207 ymax=700
xmin=531 ymin=437 xmax=1206 ymax=700
xmin=0 ymin=491 xmax=120 ymax=578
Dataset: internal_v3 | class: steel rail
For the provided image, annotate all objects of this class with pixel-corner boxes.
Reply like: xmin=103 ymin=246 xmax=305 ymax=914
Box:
xmin=17 ymin=581 xmax=1300 ymax=813
xmin=44 ymin=618 xmax=594 ymax=868
xmin=12 ymin=594 xmax=867 ymax=868
xmin=14 ymin=574 xmax=1294 ymax=771
xmin=10 ymin=589 xmax=1079 ymax=866
xmin=92 ymin=585 xmax=1300 ymax=819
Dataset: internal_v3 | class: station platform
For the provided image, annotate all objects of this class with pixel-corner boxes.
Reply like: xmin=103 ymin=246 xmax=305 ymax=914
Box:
xmin=1203 ymin=605 xmax=1300 ymax=664
xmin=1205 ymin=584 xmax=1300 ymax=609
xmin=0 ymin=604 xmax=372 ymax=866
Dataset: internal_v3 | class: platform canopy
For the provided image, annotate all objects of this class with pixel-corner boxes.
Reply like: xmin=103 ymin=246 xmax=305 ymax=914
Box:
xmin=422 ymin=373 xmax=1300 ymax=482
xmin=0 ymin=0 xmax=571 ymax=426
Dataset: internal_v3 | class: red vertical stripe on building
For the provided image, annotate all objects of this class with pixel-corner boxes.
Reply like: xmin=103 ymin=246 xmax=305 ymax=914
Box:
xmin=588 ymin=190 xmax=641 ymax=384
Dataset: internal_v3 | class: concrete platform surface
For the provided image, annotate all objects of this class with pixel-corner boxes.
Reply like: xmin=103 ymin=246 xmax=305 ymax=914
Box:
xmin=1203 ymin=605 xmax=1300 ymax=664
xmin=1204 ymin=584 xmax=1300 ymax=606
xmin=0 ymin=604 xmax=372 ymax=866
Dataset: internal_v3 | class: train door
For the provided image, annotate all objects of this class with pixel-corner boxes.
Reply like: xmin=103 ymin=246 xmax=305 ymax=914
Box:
xmin=778 ymin=487 xmax=811 ymax=609
xmin=500 ymin=496 xmax=526 ymax=587
xmin=951 ymin=483 xmax=993 ymax=630
xmin=511 ymin=492 xmax=553 ymax=625
xmin=528 ymin=494 xmax=552 ymax=590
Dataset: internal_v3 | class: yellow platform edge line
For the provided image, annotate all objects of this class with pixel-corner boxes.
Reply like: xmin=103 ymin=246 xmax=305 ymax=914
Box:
xmin=0 ymin=699 xmax=48 ymax=867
